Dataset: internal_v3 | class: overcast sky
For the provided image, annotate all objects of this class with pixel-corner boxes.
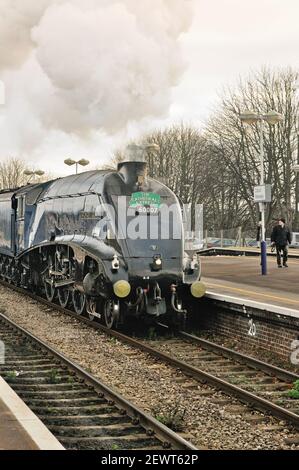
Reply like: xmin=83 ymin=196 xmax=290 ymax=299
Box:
xmin=0 ymin=0 xmax=298 ymax=176
xmin=170 ymin=0 xmax=299 ymax=125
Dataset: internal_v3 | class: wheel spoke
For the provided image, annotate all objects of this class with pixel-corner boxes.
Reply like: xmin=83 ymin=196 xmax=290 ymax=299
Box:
xmin=104 ymin=299 xmax=119 ymax=329
xmin=58 ymin=287 xmax=70 ymax=308
xmin=44 ymin=280 xmax=56 ymax=302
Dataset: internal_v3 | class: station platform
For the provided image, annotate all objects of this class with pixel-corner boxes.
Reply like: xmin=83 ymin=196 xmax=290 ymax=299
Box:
xmin=0 ymin=377 xmax=64 ymax=450
xmin=200 ymin=255 xmax=299 ymax=316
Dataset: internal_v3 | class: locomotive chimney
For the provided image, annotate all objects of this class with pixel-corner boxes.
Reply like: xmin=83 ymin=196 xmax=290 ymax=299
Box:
xmin=118 ymin=143 xmax=159 ymax=187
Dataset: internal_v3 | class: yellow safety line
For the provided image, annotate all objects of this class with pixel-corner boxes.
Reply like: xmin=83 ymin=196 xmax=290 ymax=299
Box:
xmin=205 ymin=282 xmax=299 ymax=306
xmin=210 ymin=247 xmax=299 ymax=255
xmin=202 ymin=256 xmax=297 ymax=264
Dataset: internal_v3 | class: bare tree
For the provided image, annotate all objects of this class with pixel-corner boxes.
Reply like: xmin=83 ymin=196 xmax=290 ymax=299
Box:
xmin=98 ymin=150 xmax=125 ymax=170
xmin=141 ymin=125 xmax=204 ymax=201
xmin=0 ymin=157 xmax=52 ymax=190
xmin=108 ymin=67 xmax=299 ymax=235
xmin=109 ymin=124 xmax=250 ymax=231
xmin=0 ymin=158 xmax=29 ymax=190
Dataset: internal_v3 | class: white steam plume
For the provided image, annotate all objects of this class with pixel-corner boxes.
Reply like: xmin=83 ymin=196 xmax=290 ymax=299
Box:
xmin=0 ymin=0 xmax=52 ymax=69
xmin=0 ymin=0 xmax=193 ymax=161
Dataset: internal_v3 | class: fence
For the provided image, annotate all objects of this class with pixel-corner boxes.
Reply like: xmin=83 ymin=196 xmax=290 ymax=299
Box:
xmin=203 ymin=227 xmax=259 ymax=248
xmin=185 ymin=227 xmax=259 ymax=250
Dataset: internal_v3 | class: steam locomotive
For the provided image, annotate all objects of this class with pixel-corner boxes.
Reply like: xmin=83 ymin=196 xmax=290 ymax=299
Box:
xmin=0 ymin=145 xmax=205 ymax=328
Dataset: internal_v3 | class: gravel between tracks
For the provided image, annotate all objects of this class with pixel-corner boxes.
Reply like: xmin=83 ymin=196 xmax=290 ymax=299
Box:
xmin=0 ymin=285 xmax=298 ymax=450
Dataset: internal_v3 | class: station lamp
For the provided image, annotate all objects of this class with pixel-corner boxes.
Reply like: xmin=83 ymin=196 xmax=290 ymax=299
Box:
xmin=23 ymin=170 xmax=45 ymax=182
xmin=64 ymin=158 xmax=90 ymax=174
xmin=240 ymin=109 xmax=283 ymax=275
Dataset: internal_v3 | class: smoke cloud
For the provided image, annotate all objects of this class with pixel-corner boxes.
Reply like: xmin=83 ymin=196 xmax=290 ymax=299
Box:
xmin=0 ymin=0 xmax=193 ymax=168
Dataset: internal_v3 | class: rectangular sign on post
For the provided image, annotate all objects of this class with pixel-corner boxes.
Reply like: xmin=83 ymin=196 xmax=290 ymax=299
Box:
xmin=254 ymin=184 xmax=271 ymax=203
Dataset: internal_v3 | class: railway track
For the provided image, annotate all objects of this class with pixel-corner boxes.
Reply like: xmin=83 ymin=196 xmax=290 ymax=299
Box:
xmin=0 ymin=279 xmax=299 ymax=434
xmin=144 ymin=327 xmax=299 ymax=428
xmin=0 ymin=311 xmax=196 ymax=450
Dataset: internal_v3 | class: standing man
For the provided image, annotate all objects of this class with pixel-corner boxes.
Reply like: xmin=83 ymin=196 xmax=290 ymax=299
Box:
xmin=271 ymin=218 xmax=292 ymax=268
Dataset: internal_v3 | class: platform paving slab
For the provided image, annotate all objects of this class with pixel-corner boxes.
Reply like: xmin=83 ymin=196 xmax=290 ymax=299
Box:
xmin=0 ymin=377 xmax=64 ymax=450
xmin=201 ymin=255 xmax=299 ymax=315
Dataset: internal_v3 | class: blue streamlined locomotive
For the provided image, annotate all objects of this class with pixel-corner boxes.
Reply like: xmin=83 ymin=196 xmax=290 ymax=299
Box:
xmin=0 ymin=145 xmax=205 ymax=328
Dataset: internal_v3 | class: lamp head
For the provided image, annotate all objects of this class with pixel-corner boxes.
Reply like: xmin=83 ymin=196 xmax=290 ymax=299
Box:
xmin=263 ymin=110 xmax=283 ymax=125
xmin=78 ymin=159 xmax=90 ymax=167
xmin=144 ymin=144 xmax=160 ymax=153
xmin=240 ymin=111 xmax=260 ymax=125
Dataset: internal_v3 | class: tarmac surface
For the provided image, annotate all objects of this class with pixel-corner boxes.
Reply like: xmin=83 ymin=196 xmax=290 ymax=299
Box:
xmin=201 ymin=255 xmax=299 ymax=311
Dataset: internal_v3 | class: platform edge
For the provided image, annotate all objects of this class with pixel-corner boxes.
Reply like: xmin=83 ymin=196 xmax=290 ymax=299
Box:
xmin=0 ymin=377 xmax=64 ymax=450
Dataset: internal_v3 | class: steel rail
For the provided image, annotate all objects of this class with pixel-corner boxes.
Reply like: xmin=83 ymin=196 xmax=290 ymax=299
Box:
xmin=155 ymin=323 xmax=298 ymax=383
xmin=0 ymin=309 xmax=196 ymax=450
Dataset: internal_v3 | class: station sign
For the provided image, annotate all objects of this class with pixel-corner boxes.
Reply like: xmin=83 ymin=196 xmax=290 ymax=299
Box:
xmin=254 ymin=184 xmax=271 ymax=203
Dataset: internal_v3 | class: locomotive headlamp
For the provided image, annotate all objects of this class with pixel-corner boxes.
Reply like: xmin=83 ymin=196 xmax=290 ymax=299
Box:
xmin=113 ymin=280 xmax=131 ymax=298
xmin=111 ymin=255 xmax=120 ymax=271
xmin=190 ymin=281 xmax=206 ymax=298
xmin=151 ymin=255 xmax=162 ymax=271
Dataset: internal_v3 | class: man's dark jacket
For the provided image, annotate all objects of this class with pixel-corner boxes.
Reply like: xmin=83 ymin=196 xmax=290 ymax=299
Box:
xmin=271 ymin=225 xmax=292 ymax=246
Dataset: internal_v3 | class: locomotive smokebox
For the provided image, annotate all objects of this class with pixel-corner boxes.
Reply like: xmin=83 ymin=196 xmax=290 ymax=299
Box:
xmin=118 ymin=143 xmax=159 ymax=187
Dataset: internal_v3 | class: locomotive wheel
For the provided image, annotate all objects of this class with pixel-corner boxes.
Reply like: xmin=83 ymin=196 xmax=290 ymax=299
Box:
xmin=104 ymin=299 xmax=119 ymax=329
xmin=44 ymin=280 xmax=56 ymax=302
xmin=86 ymin=297 xmax=102 ymax=322
xmin=58 ymin=287 xmax=70 ymax=308
xmin=87 ymin=299 xmax=96 ymax=321
xmin=11 ymin=260 xmax=20 ymax=286
xmin=72 ymin=290 xmax=86 ymax=315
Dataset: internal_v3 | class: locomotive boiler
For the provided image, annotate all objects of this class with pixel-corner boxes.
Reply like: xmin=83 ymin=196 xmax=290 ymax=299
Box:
xmin=0 ymin=145 xmax=205 ymax=328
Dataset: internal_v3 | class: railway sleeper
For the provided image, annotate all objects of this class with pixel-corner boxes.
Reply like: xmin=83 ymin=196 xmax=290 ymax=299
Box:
xmin=40 ymin=414 xmax=132 ymax=427
xmin=0 ymin=364 xmax=65 ymax=371
xmin=48 ymin=423 xmax=145 ymax=438
xmin=17 ymin=390 xmax=97 ymax=399
xmin=22 ymin=397 xmax=107 ymax=407
xmin=58 ymin=434 xmax=162 ymax=450
xmin=29 ymin=404 xmax=117 ymax=416
xmin=11 ymin=383 xmax=88 ymax=391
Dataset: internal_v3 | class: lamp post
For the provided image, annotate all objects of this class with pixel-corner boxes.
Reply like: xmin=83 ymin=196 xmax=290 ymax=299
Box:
xmin=23 ymin=169 xmax=45 ymax=183
xmin=240 ymin=110 xmax=283 ymax=275
xmin=64 ymin=158 xmax=90 ymax=174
